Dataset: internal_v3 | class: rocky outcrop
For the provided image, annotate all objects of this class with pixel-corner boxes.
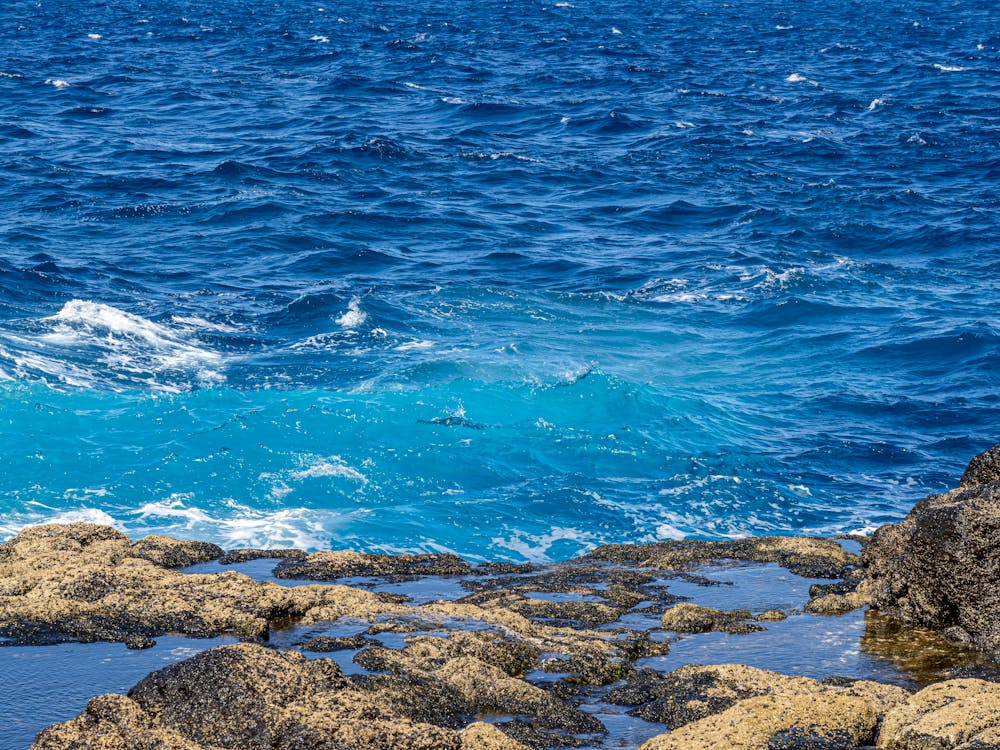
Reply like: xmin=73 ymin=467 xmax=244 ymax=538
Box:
xmin=864 ymin=444 xmax=1000 ymax=651
xmin=877 ymin=679 xmax=1000 ymax=749
xmin=586 ymin=535 xmax=859 ymax=578
xmin=639 ymin=693 xmax=879 ymax=750
xmin=275 ymin=550 xmax=472 ymax=579
xmin=659 ymin=603 xmax=770 ymax=634
xmin=606 ymin=663 xmax=909 ymax=730
xmin=0 ymin=523 xmax=405 ymax=646
xmin=32 ymin=643 xmax=551 ymax=750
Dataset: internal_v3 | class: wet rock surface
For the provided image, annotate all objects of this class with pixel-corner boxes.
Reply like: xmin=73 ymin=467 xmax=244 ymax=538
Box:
xmin=864 ymin=444 xmax=1000 ymax=652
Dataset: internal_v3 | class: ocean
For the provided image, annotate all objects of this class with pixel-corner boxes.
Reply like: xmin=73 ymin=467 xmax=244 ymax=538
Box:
xmin=0 ymin=0 xmax=996 ymax=560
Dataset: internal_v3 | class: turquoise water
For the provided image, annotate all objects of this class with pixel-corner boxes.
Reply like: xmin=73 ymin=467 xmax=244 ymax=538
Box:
xmin=0 ymin=0 xmax=997 ymax=558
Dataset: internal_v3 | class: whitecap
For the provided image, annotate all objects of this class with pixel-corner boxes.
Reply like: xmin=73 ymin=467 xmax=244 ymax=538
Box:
xmin=335 ymin=296 xmax=368 ymax=329
xmin=440 ymin=96 xmax=465 ymax=104
xmin=785 ymin=73 xmax=817 ymax=85
xmin=395 ymin=339 xmax=434 ymax=351
xmin=867 ymin=97 xmax=887 ymax=110
xmin=45 ymin=78 xmax=70 ymax=90
xmin=611 ymin=27 xmax=623 ymax=35
xmin=310 ymin=35 xmax=330 ymax=43
xmin=933 ymin=63 xmax=965 ymax=72
xmin=0 ymin=299 xmax=229 ymax=390
xmin=289 ymin=455 xmax=367 ymax=483
xmin=775 ymin=24 xmax=794 ymax=30
xmin=87 ymin=33 xmax=102 ymax=39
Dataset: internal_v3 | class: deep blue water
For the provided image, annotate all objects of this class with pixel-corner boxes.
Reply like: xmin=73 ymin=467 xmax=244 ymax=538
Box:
xmin=0 ymin=0 xmax=997 ymax=559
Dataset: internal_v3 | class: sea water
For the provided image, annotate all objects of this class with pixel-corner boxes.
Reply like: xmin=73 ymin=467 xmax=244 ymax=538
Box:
xmin=0 ymin=0 xmax=996 ymax=560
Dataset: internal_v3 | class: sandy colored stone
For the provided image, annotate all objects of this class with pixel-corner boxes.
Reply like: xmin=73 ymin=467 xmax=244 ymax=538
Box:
xmin=640 ymin=692 xmax=878 ymax=750
xmin=32 ymin=694 xmax=205 ymax=750
xmin=660 ymin=602 xmax=763 ymax=634
xmin=459 ymin=722 xmax=531 ymax=750
xmin=0 ymin=523 xmax=405 ymax=645
xmin=805 ymin=587 xmax=872 ymax=615
xmin=877 ymin=679 xmax=1000 ymax=749
xmin=607 ymin=663 xmax=905 ymax=731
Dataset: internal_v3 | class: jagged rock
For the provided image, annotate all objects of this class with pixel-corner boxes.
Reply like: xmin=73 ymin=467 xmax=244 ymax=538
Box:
xmin=639 ymin=693 xmax=878 ymax=750
xmin=961 ymin=444 xmax=1000 ymax=488
xmin=863 ymin=449 xmax=1000 ymax=650
xmin=877 ymin=678 xmax=1000 ymax=749
xmin=660 ymin=603 xmax=764 ymax=634
xmin=130 ymin=535 xmax=223 ymax=568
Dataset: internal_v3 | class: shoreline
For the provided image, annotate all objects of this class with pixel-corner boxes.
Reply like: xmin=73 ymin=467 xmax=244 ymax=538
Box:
xmin=3 ymin=446 xmax=1000 ymax=749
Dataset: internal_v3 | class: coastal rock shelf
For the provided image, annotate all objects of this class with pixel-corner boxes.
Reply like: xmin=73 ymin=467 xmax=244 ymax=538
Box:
xmin=9 ymin=444 xmax=1000 ymax=749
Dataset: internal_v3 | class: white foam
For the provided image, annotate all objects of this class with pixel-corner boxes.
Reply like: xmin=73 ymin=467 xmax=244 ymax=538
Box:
xmin=440 ymin=96 xmax=465 ymax=105
xmin=290 ymin=455 xmax=367 ymax=483
xmin=775 ymin=24 xmax=794 ymax=30
xmin=335 ymin=297 xmax=368 ymax=329
xmin=87 ymin=33 xmax=102 ymax=39
xmin=395 ymin=339 xmax=434 ymax=351
xmin=46 ymin=79 xmax=70 ymax=89
xmin=933 ymin=63 xmax=965 ymax=72
xmin=8 ymin=300 xmax=229 ymax=390
xmin=403 ymin=81 xmax=429 ymax=90
xmin=785 ymin=73 xmax=817 ymax=85
xmin=611 ymin=27 xmax=623 ymax=35
xmin=310 ymin=35 xmax=330 ymax=43
xmin=867 ymin=97 xmax=887 ymax=110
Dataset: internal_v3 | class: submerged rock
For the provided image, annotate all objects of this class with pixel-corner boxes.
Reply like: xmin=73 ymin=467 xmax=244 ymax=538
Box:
xmin=864 ymin=444 xmax=1000 ymax=651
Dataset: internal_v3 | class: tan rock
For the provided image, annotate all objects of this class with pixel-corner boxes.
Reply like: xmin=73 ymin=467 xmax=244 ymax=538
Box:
xmin=640 ymin=693 xmax=878 ymax=750
xmin=460 ymin=722 xmax=532 ymax=750
xmin=877 ymin=678 xmax=1000 ymax=749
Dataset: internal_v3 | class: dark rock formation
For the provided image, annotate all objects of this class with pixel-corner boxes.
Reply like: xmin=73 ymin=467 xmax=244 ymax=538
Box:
xmin=864 ymin=444 xmax=1000 ymax=651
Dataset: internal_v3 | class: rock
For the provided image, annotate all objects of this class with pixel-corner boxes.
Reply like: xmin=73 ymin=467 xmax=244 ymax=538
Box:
xmin=961 ymin=444 xmax=1000 ymax=488
xmin=877 ymin=678 xmax=1000 ymax=749
xmin=300 ymin=634 xmax=378 ymax=652
xmin=639 ymin=693 xmax=878 ymax=750
xmin=127 ymin=644 xmax=347 ymax=749
xmin=863 ymin=477 xmax=1000 ymax=651
xmin=130 ymin=535 xmax=223 ymax=568
xmin=32 ymin=694 xmax=203 ymax=750
xmin=219 ymin=548 xmax=305 ymax=565
xmin=587 ymin=535 xmax=858 ymax=578
xmin=274 ymin=550 xmax=472 ymax=579
xmin=0 ymin=523 xmax=405 ymax=645
xmin=805 ymin=588 xmax=871 ymax=615
xmin=660 ymin=603 xmax=764 ymax=634
xmin=606 ymin=663 xmax=908 ymax=731
xmin=459 ymin=722 xmax=531 ymax=749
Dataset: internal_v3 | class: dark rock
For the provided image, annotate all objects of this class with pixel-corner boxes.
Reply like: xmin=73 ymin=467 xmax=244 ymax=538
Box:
xmin=274 ymin=550 xmax=472 ymax=579
xmin=131 ymin=536 xmax=224 ymax=568
xmin=961 ymin=444 xmax=1000 ymax=488
xmin=863 ymin=478 xmax=1000 ymax=651
xmin=219 ymin=548 xmax=305 ymax=565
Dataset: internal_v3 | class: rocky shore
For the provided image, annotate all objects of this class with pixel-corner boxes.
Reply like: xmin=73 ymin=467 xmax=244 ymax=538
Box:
xmin=5 ymin=445 xmax=1000 ymax=749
